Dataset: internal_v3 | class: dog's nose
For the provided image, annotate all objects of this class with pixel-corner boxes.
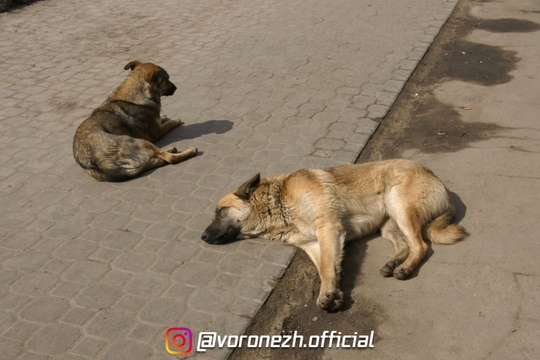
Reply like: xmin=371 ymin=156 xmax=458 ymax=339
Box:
xmin=201 ymin=232 xmax=208 ymax=241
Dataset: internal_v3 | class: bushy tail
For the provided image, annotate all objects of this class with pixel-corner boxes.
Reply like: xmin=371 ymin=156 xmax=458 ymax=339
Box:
xmin=424 ymin=211 xmax=468 ymax=244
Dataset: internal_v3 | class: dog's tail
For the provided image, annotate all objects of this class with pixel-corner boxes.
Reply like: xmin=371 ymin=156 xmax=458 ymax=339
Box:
xmin=423 ymin=210 xmax=468 ymax=245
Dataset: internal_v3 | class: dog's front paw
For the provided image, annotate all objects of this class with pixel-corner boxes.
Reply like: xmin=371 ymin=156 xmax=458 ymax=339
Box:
xmin=393 ymin=266 xmax=413 ymax=280
xmin=160 ymin=115 xmax=183 ymax=127
xmin=169 ymin=117 xmax=184 ymax=127
xmin=317 ymin=290 xmax=344 ymax=312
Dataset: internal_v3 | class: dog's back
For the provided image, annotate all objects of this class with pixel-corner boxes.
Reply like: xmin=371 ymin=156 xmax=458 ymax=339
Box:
xmin=323 ymin=159 xmax=462 ymax=242
xmin=73 ymin=99 xmax=160 ymax=181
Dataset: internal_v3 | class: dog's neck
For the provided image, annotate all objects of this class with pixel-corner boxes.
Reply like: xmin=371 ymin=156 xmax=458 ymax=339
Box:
xmin=243 ymin=175 xmax=294 ymax=241
xmin=109 ymin=76 xmax=160 ymax=107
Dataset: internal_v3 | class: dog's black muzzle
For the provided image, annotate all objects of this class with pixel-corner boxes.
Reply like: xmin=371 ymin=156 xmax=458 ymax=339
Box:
xmin=201 ymin=222 xmax=240 ymax=244
xmin=163 ymin=82 xmax=177 ymax=96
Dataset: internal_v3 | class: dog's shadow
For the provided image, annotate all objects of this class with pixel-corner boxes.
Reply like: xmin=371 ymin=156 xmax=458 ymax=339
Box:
xmin=338 ymin=235 xmax=372 ymax=311
xmin=158 ymin=119 xmax=234 ymax=146
xmin=450 ymin=191 xmax=467 ymax=224
xmin=123 ymin=119 xmax=233 ymax=181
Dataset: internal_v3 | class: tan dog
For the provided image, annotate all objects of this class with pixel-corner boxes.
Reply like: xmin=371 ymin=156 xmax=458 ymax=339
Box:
xmin=201 ymin=159 xmax=467 ymax=311
xmin=73 ymin=61 xmax=197 ymax=181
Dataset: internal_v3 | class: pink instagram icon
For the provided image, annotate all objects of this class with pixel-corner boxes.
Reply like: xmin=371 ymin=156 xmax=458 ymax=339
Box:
xmin=166 ymin=327 xmax=193 ymax=354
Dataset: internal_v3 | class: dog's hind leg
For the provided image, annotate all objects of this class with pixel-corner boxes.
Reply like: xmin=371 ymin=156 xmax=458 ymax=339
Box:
xmin=379 ymin=218 xmax=410 ymax=277
xmin=162 ymin=147 xmax=198 ymax=164
xmin=134 ymin=140 xmax=197 ymax=174
xmin=384 ymin=189 xmax=430 ymax=280
xmin=390 ymin=209 xmax=429 ymax=280
xmin=146 ymin=147 xmax=197 ymax=167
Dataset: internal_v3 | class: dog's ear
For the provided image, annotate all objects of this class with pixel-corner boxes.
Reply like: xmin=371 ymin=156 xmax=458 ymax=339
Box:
xmin=124 ymin=60 xmax=142 ymax=71
xmin=235 ymin=173 xmax=261 ymax=200
xmin=150 ymin=71 xmax=162 ymax=84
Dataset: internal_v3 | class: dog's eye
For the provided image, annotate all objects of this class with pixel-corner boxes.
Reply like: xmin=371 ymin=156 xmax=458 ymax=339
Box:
xmin=215 ymin=207 xmax=229 ymax=216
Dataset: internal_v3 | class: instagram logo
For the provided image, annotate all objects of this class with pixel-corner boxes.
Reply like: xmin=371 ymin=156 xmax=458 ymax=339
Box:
xmin=166 ymin=327 xmax=192 ymax=354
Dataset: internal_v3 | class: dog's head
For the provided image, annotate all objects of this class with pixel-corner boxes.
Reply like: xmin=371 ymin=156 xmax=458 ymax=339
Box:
xmin=201 ymin=173 xmax=261 ymax=244
xmin=124 ymin=60 xmax=177 ymax=97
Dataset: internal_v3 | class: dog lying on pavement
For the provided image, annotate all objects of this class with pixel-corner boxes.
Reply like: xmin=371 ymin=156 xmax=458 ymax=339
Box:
xmin=201 ymin=159 xmax=468 ymax=311
xmin=73 ymin=61 xmax=197 ymax=181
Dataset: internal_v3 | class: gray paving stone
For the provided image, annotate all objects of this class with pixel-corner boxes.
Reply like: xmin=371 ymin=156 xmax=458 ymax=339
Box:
xmin=261 ymin=243 xmax=296 ymax=265
xmin=144 ymin=220 xmax=184 ymax=241
xmin=3 ymin=250 xmax=49 ymax=272
xmin=150 ymin=259 xmax=180 ymax=275
xmin=51 ymin=281 xmax=83 ymax=299
xmin=2 ymin=320 xmax=40 ymax=342
xmin=188 ymin=287 xmax=236 ymax=314
xmin=62 ymin=260 xmax=109 ymax=284
xmin=11 ymin=272 xmax=59 ymax=296
xmin=128 ymin=322 xmax=162 ymax=343
xmin=134 ymin=239 xmax=166 ymax=253
xmin=74 ymin=283 xmax=122 ymax=309
xmin=212 ymin=273 xmax=243 ymax=291
xmin=71 ymin=336 xmax=107 ymax=358
xmin=218 ymin=253 xmax=262 ymax=276
xmin=100 ymin=340 xmax=150 ymax=360
xmin=27 ymin=323 xmax=80 ymax=356
xmin=0 ymin=337 xmax=22 ymax=360
xmin=258 ymin=263 xmax=288 ymax=280
xmin=138 ymin=298 xmax=186 ymax=325
xmin=19 ymin=296 xmax=70 ymax=323
xmin=17 ymin=353 xmax=49 ymax=360
xmin=230 ymin=298 xmax=264 ymax=318
xmin=0 ymin=230 xmax=41 ymax=250
xmin=0 ymin=0 xmax=457 ymax=358
xmin=88 ymin=248 xmax=123 ymax=263
xmin=53 ymin=239 xmax=97 ymax=261
xmin=61 ymin=307 xmax=96 ymax=326
xmin=172 ymin=262 xmax=217 ymax=287
xmin=0 ymin=311 xmax=16 ymax=335
xmin=111 ymin=250 xmax=155 ymax=272
xmin=86 ymin=311 xmax=135 ymax=339
xmin=90 ymin=213 xmax=131 ymax=231
xmin=158 ymin=240 xmax=200 ymax=262
xmin=125 ymin=272 xmax=170 ymax=297
xmin=164 ymin=283 xmax=194 ymax=301
xmin=101 ymin=230 xmax=142 ymax=250
xmin=42 ymin=258 xmax=72 ymax=275
xmin=235 ymin=277 xmax=275 ymax=303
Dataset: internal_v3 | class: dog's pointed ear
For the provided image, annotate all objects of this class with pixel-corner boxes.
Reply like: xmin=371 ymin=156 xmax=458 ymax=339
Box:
xmin=235 ymin=173 xmax=261 ymax=200
xmin=124 ymin=60 xmax=142 ymax=71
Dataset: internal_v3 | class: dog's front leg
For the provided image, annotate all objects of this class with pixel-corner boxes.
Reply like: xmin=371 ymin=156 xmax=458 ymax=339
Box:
xmin=303 ymin=223 xmax=345 ymax=311
xmin=159 ymin=114 xmax=180 ymax=125
xmin=156 ymin=115 xmax=183 ymax=139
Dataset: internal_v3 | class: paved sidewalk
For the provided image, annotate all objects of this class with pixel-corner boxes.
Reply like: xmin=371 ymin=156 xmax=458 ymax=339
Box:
xmin=0 ymin=0 xmax=457 ymax=359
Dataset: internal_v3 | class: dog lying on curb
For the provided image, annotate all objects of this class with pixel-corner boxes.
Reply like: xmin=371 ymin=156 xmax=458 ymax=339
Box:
xmin=201 ymin=159 xmax=468 ymax=311
xmin=73 ymin=61 xmax=198 ymax=182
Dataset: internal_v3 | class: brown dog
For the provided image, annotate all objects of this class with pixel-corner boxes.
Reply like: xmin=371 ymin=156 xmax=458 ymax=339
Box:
xmin=201 ymin=159 xmax=468 ymax=311
xmin=73 ymin=61 xmax=197 ymax=181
